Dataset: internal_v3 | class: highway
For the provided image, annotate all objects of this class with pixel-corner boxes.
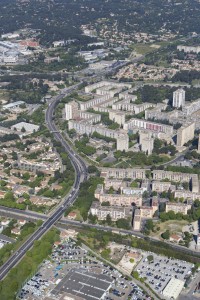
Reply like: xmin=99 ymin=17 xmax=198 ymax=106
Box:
xmin=0 ymin=206 xmax=200 ymax=262
xmin=0 ymin=84 xmax=88 ymax=280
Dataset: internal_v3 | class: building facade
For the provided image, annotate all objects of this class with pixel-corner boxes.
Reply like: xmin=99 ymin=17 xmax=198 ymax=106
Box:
xmin=176 ymin=122 xmax=195 ymax=147
xmin=173 ymin=89 xmax=185 ymax=108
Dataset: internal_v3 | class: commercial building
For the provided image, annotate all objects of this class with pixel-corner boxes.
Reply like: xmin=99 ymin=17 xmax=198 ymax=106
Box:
xmin=65 ymin=101 xmax=79 ymax=120
xmin=100 ymin=168 xmax=146 ymax=180
xmin=176 ymin=122 xmax=195 ymax=147
xmin=166 ymin=202 xmax=191 ymax=215
xmin=162 ymin=278 xmax=185 ymax=299
xmin=52 ymin=268 xmax=113 ymax=300
xmin=173 ymin=89 xmax=185 ymax=108
xmin=177 ymin=45 xmax=200 ymax=54
xmin=11 ymin=122 xmax=39 ymax=134
xmin=2 ymin=101 xmax=25 ymax=110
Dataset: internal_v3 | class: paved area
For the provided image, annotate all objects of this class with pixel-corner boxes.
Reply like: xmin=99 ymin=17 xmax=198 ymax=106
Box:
xmin=136 ymin=252 xmax=193 ymax=296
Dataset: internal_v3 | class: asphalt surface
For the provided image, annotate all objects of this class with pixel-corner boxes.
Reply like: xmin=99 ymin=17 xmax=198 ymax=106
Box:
xmin=0 ymin=84 xmax=88 ymax=280
xmin=0 ymin=206 xmax=200 ymax=262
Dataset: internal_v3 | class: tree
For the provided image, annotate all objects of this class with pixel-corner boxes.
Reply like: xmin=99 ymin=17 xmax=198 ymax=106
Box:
xmin=161 ymin=230 xmax=170 ymax=240
xmin=132 ymin=271 xmax=139 ymax=280
xmin=182 ymin=182 xmax=189 ymax=190
xmin=88 ymin=165 xmax=99 ymax=174
xmin=106 ymin=214 xmax=112 ymax=225
xmin=145 ymin=220 xmax=154 ymax=231
xmin=116 ymin=218 xmax=131 ymax=230
xmin=4 ymin=191 xmax=15 ymax=202
xmin=147 ymin=255 xmax=154 ymax=263
xmin=88 ymin=213 xmax=97 ymax=224
xmin=101 ymin=201 xmax=110 ymax=206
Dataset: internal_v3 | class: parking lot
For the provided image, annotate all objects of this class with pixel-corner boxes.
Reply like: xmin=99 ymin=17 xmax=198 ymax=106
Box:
xmin=18 ymin=238 xmax=151 ymax=300
xmin=0 ymin=238 xmax=10 ymax=249
xmin=51 ymin=240 xmax=86 ymax=262
xmin=136 ymin=253 xmax=193 ymax=295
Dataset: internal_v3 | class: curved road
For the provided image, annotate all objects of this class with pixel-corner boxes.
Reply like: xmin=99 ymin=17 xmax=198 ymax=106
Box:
xmin=0 ymin=84 xmax=87 ymax=280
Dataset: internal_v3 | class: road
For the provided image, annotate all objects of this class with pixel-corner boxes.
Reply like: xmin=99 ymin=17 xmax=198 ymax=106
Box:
xmin=82 ymin=243 xmax=161 ymax=300
xmin=0 ymin=84 xmax=88 ymax=281
xmin=0 ymin=206 xmax=200 ymax=261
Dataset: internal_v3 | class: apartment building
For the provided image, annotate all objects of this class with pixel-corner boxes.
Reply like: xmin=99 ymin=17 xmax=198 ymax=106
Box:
xmin=174 ymin=190 xmax=200 ymax=201
xmin=198 ymin=134 xmax=200 ymax=153
xmin=79 ymin=111 xmax=101 ymax=124
xmin=89 ymin=202 xmax=132 ymax=221
xmin=68 ymin=120 xmax=129 ymax=151
xmin=173 ymin=89 xmax=185 ymax=108
xmin=85 ymin=81 xmax=132 ymax=93
xmin=79 ymin=95 xmax=111 ymax=110
xmin=176 ymin=122 xmax=195 ymax=147
xmin=123 ymin=118 xmax=173 ymax=135
xmin=166 ymin=202 xmax=191 ymax=215
xmin=65 ymin=101 xmax=79 ymax=120
xmin=133 ymin=200 xmax=158 ymax=231
xmin=152 ymin=170 xmax=198 ymax=184
xmin=133 ymin=209 xmax=142 ymax=230
xmin=122 ymin=187 xmax=146 ymax=196
xmin=100 ymin=168 xmax=146 ymax=180
xmin=152 ymin=181 xmax=176 ymax=193
xmin=109 ymin=111 xmax=126 ymax=126
xmin=182 ymin=99 xmax=200 ymax=116
xmin=99 ymin=193 xmax=142 ymax=207
xmin=104 ymin=179 xmax=126 ymax=190
xmin=145 ymin=103 xmax=177 ymax=121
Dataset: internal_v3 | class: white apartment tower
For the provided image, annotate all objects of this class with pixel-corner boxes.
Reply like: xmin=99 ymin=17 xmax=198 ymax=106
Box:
xmin=198 ymin=134 xmax=200 ymax=153
xmin=65 ymin=101 xmax=79 ymax=120
xmin=173 ymin=89 xmax=185 ymax=108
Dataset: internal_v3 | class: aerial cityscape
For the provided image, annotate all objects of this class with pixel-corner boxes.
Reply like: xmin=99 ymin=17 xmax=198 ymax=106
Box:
xmin=0 ymin=0 xmax=200 ymax=299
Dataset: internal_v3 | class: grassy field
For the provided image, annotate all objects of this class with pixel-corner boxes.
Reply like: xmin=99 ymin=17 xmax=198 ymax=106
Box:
xmin=151 ymin=220 xmax=188 ymax=238
xmin=133 ymin=44 xmax=155 ymax=55
xmin=0 ymin=90 xmax=9 ymax=104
